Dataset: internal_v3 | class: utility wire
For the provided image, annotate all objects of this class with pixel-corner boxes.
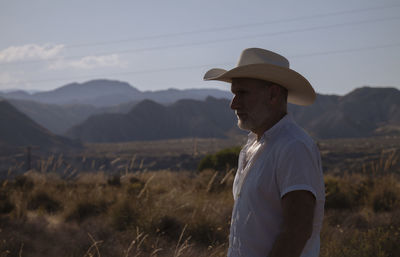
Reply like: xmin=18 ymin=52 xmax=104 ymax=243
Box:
xmin=0 ymin=63 xmax=231 ymax=86
xmin=1 ymin=41 xmax=400 ymax=87
xmin=1 ymin=15 xmax=399 ymax=66
xmin=289 ymin=42 xmax=400 ymax=58
xmin=64 ymin=3 xmax=400 ymax=48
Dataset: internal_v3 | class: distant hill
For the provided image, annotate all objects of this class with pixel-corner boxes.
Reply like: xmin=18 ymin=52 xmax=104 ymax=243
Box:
xmin=66 ymin=86 xmax=400 ymax=142
xmin=8 ymin=99 xmax=101 ymax=134
xmin=140 ymin=88 xmax=232 ymax=103
xmin=2 ymin=80 xmax=231 ymax=134
xmin=0 ymin=99 xmax=80 ymax=150
xmin=0 ymin=79 xmax=232 ymax=107
xmin=290 ymin=87 xmax=400 ymax=138
xmin=66 ymin=97 xmax=240 ymax=142
xmin=1 ymin=90 xmax=33 ymax=99
xmin=3 ymin=83 xmax=399 ymax=142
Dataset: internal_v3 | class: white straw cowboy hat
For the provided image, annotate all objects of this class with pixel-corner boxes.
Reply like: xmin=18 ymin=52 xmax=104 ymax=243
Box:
xmin=203 ymin=48 xmax=316 ymax=106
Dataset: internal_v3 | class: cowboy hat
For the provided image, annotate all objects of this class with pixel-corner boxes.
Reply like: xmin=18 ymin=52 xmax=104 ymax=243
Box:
xmin=203 ymin=48 xmax=316 ymax=106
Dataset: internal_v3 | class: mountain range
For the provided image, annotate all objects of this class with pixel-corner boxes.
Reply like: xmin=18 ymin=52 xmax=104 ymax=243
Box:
xmin=1 ymin=79 xmax=232 ymax=134
xmin=66 ymin=97 xmax=240 ymax=142
xmin=289 ymin=87 xmax=400 ymax=138
xmin=0 ymin=79 xmax=232 ymax=107
xmin=1 ymin=79 xmax=399 ymax=145
xmin=66 ymin=87 xmax=400 ymax=142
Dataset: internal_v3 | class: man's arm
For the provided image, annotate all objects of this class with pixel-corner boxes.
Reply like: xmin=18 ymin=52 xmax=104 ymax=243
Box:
xmin=268 ymin=190 xmax=316 ymax=257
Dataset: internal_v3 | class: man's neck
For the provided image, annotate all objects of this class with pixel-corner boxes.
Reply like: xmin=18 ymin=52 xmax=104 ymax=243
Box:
xmin=254 ymin=111 xmax=287 ymax=141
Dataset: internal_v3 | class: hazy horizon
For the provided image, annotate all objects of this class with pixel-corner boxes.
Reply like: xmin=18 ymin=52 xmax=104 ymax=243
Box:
xmin=1 ymin=78 xmax=398 ymax=97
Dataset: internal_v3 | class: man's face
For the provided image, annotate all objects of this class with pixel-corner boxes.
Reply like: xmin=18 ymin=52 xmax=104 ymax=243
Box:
xmin=230 ymin=78 xmax=272 ymax=132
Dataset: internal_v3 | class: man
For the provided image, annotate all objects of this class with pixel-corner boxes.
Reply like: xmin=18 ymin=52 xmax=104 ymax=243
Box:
xmin=204 ymin=48 xmax=325 ymax=257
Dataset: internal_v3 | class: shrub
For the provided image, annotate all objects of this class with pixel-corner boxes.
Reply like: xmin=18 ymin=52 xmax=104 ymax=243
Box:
xmin=325 ymin=175 xmax=376 ymax=210
xmin=187 ymin=217 xmax=226 ymax=246
xmin=198 ymin=146 xmax=241 ymax=172
xmin=14 ymin=175 xmax=34 ymax=191
xmin=107 ymin=175 xmax=121 ymax=187
xmin=27 ymin=192 xmax=62 ymax=214
xmin=109 ymin=201 xmax=137 ymax=231
xmin=372 ymin=188 xmax=399 ymax=212
xmin=325 ymin=176 xmax=353 ymax=209
xmin=321 ymin=225 xmax=400 ymax=257
xmin=129 ymin=176 xmax=142 ymax=184
xmin=127 ymin=183 xmax=144 ymax=195
xmin=194 ymin=169 xmax=233 ymax=194
xmin=0 ymin=191 xmax=14 ymax=214
xmin=126 ymin=176 xmax=145 ymax=195
xmin=155 ymin=215 xmax=183 ymax=239
xmin=370 ymin=175 xmax=400 ymax=212
xmin=66 ymin=201 xmax=107 ymax=223
xmin=354 ymin=178 xmax=374 ymax=206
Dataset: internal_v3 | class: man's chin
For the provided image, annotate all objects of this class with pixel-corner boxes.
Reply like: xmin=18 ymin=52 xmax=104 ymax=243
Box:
xmin=237 ymin=121 xmax=252 ymax=131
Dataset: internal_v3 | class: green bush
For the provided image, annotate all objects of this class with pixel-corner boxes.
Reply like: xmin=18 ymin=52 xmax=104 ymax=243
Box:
xmin=198 ymin=146 xmax=241 ymax=172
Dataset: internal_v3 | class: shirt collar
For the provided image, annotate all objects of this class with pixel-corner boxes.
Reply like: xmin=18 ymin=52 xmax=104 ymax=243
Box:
xmin=248 ymin=113 xmax=293 ymax=142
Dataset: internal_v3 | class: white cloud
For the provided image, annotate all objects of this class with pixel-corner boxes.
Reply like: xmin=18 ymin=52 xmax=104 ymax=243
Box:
xmin=0 ymin=44 xmax=65 ymax=63
xmin=48 ymin=54 xmax=126 ymax=70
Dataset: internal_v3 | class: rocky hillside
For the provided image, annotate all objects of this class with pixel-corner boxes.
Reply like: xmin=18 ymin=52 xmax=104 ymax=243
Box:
xmin=0 ymin=99 xmax=80 ymax=150
xmin=290 ymin=87 xmax=400 ymax=138
xmin=66 ymin=97 xmax=240 ymax=142
xmin=66 ymin=87 xmax=400 ymax=142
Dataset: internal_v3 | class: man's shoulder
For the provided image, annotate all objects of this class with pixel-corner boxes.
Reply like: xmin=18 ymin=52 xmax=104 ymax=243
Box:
xmin=278 ymin=120 xmax=315 ymax=147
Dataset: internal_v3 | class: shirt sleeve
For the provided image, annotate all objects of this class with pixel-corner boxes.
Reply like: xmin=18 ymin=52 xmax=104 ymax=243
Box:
xmin=276 ymin=140 xmax=320 ymax=199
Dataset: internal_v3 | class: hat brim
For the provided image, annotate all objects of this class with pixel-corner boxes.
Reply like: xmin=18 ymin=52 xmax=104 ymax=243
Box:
xmin=204 ymin=64 xmax=316 ymax=106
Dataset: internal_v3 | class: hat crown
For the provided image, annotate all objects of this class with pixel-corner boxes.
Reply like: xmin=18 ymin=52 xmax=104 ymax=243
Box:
xmin=237 ymin=48 xmax=290 ymax=68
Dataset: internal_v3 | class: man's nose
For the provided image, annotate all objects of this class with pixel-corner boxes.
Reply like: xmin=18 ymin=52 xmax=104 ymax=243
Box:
xmin=230 ymin=96 xmax=240 ymax=110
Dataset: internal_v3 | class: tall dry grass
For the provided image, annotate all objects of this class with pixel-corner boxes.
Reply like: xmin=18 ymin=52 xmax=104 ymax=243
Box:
xmin=0 ymin=169 xmax=234 ymax=257
xmin=0 ymin=148 xmax=399 ymax=256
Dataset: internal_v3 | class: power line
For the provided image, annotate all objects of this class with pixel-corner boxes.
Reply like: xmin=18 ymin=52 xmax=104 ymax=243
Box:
xmin=63 ymin=3 xmax=400 ymax=48
xmin=0 ymin=62 xmax=232 ymax=86
xmin=289 ymin=42 xmax=400 ymax=58
xmin=1 ymin=15 xmax=399 ymax=67
xmin=1 ymin=42 xmax=400 ymax=87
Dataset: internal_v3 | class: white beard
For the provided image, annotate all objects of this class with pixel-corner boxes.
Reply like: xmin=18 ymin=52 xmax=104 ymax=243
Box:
xmin=237 ymin=118 xmax=252 ymax=131
xmin=236 ymin=114 xmax=262 ymax=131
xmin=236 ymin=107 xmax=273 ymax=133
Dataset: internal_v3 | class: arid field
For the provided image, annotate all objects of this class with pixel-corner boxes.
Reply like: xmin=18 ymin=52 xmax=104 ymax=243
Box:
xmin=1 ymin=136 xmax=400 ymax=257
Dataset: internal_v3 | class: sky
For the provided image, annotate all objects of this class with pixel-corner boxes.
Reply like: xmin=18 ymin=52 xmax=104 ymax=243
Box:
xmin=0 ymin=0 xmax=400 ymax=95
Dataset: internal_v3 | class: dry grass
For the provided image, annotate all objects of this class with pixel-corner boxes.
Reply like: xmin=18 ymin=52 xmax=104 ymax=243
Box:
xmin=0 ymin=139 xmax=399 ymax=256
xmin=1 ymin=167 xmax=400 ymax=257
xmin=0 ymin=169 xmax=234 ymax=257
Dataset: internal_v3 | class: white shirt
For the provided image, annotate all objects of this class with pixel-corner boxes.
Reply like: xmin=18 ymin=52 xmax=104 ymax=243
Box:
xmin=228 ymin=114 xmax=325 ymax=257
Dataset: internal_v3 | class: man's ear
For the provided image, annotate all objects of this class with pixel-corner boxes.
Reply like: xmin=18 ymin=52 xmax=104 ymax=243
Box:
xmin=269 ymin=84 xmax=282 ymax=104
